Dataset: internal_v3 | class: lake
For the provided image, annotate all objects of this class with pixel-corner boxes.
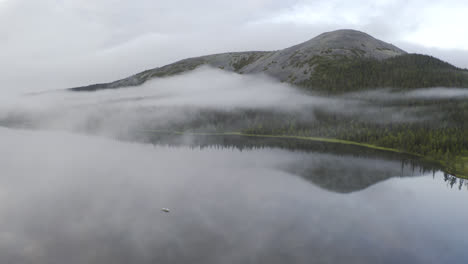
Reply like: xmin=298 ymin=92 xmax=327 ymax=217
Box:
xmin=0 ymin=127 xmax=467 ymax=264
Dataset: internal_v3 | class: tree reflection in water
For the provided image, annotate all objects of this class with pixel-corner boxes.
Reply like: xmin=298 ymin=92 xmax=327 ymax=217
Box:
xmin=139 ymin=132 xmax=465 ymax=193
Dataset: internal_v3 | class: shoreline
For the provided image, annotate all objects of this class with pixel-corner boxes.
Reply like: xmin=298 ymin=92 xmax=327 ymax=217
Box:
xmin=138 ymin=129 xmax=468 ymax=179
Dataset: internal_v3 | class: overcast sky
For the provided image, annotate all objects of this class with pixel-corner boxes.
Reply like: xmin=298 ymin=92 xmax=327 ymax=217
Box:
xmin=1 ymin=0 xmax=467 ymax=93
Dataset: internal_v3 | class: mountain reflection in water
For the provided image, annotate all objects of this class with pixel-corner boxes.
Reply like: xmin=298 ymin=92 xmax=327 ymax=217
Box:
xmin=141 ymin=133 xmax=461 ymax=193
xmin=0 ymin=128 xmax=467 ymax=264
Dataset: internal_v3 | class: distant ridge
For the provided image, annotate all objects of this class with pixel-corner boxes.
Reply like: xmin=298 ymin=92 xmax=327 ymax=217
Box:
xmin=70 ymin=29 xmax=468 ymax=93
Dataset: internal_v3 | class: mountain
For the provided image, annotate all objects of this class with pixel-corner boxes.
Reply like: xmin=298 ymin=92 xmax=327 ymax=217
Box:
xmin=70 ymin=29 xmax=468 ymax=92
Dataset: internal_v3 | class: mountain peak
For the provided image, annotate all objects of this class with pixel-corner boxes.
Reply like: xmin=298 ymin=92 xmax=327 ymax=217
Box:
xmin=289 ymin=29 xmax=406 ymax=60
xmin=234 ymin=29 xmax=407 ymax=84
xmin=316 ymin=29 xmax=372 ymax=38
xmin=313 ymin=29 xmax=377 ymax=46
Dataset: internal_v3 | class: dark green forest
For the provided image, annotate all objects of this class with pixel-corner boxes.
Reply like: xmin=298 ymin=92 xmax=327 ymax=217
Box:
xmin=137 ymin=95 xmax=468 ymax=177
xmin=298 ymin=54 xmax=468 ymax=93
xmin=240 ymin=98 xmax=468 ymax=175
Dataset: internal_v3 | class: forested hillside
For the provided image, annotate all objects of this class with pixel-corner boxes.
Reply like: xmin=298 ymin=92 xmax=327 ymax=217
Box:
xmin=298 ymin=54 xmax=468 ymax=93
xmin=240 ymin=97 xmax=468 ymax=175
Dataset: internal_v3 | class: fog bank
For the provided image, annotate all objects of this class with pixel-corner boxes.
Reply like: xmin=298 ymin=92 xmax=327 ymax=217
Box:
xmin=1 ymin=68 xmax=466 ymax=142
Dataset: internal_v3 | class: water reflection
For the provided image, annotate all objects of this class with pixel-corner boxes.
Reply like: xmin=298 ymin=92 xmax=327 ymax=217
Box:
xmin=138 ymin=133 xmax=458 ymax=193
xmin=1 ymin=128 xmax=467 ymax=264
xmin=283 ymin=154 xmax=432 ymax=193
xmin=442 ymin=173 xmax=468 ymax=190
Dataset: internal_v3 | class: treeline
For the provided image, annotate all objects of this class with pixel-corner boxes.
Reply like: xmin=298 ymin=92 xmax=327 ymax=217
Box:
xmin=243 ymin=121 xmax=467 ymax=172
xmin=298 ymin=54 xmax=468 ymax=93
xmin=238 ymin=100 xmax=468 ymax=171
xmin=140 ymin=103 xmax=468 ymax=166
xmin=136 ymin=97 xmax=468 ymax=173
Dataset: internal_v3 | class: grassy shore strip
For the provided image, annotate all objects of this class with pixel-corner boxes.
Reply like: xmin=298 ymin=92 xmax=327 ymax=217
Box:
xmin=137 ymin=129 xmax=468 ymax=179
xmin=237 ymin=132 xmax=468 ymax=179
xmin=140 ymin=130 xmax=414 ymax=154
xmin=442 ymin=156 xmax=468 ymax=180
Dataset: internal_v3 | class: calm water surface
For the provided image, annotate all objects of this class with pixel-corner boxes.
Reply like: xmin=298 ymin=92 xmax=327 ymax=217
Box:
xmin=0 ymin=128 xmax=467 ymax=264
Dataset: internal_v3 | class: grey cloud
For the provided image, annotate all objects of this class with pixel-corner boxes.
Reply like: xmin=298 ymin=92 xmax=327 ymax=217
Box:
xmin=0 ymin=68 xmax=318 ymax=137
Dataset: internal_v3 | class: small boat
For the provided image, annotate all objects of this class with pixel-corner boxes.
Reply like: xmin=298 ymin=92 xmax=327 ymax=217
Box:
xmin=161 ymin=208 xmax=170 ymax=213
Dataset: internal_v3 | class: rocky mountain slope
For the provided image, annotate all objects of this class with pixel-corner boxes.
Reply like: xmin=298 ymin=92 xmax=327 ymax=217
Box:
xmin=70 ymin=29 xmax=468 ymax=92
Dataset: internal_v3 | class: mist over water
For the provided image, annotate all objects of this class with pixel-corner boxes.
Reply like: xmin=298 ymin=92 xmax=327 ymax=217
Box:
xmin=0 ymin=68 xmax=315 ymax=137
xmin=2 ymin=68 xmax=466 ymax=141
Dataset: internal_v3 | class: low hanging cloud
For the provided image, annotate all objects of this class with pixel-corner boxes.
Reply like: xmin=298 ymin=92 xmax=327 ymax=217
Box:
xmin=345 ymin=87 xmax=468 ymax=101
xmin=0 ymin=73 xmax=455 ymax=146
xmin=1 ymin=67 xmax=466 ymax=143
xmin=406 ymin=88 xmax=468 ymax=99
xmin=0 ymin=68 xmax=321 ymax=137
